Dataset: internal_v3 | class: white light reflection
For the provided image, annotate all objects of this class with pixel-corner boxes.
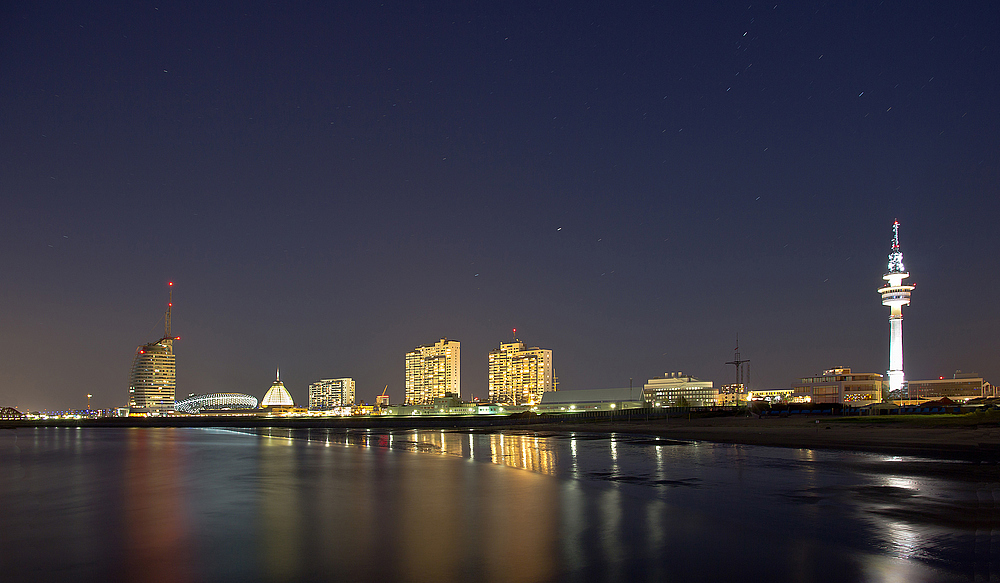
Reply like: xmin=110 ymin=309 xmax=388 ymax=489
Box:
xmin=610 ymin=434 xmax=619 ymax=475
xmin=874 ymin=474 xmax=925 ymax=561
xmin=570 ymin=434 xmax=578 ymax=478
xmin=654 ymin=441 xmax=665 ymax=481
xmin=469 ymin=433 xmax=474 ymax=461
xmin=560 ymin=480 xmax=586 ymax=572
xmin=600 ymin=488 xmax=624 ymax=563
xmin=646 ymin=499 xmax=667 ymax=580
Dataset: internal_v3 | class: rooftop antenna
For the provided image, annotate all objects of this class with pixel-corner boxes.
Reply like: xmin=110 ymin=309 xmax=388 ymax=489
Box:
xmin=165 ymin=281 xmax=173 ymax=338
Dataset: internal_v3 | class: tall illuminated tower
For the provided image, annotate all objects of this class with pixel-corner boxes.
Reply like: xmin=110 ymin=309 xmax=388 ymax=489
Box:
xmin=878 ymin=221 xmax=915 ymax=397
xmin=128 ymin=282 xmax=179 ymax=414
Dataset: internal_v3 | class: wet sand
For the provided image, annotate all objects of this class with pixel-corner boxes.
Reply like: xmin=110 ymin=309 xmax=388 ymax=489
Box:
xmin=516 ymin=415 xmax=1000 ymax=460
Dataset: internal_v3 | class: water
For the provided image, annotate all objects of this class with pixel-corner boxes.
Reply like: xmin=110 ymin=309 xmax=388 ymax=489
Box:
xmin=1 ymin=427 xmax=997 ymax=582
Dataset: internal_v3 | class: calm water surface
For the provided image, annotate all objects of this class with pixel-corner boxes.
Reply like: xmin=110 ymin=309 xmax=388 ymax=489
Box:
xmin=1 ymin=427 xmax=997 ymax=582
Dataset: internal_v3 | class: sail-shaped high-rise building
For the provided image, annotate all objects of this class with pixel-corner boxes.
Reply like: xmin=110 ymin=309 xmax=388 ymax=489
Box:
xmin=128 ymin=283 xmax=178 ymax=414
xmin=878 ymin=221 xmax=915 ymax=397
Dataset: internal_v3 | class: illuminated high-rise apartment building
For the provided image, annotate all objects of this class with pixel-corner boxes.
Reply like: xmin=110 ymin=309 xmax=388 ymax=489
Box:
xmin=308 ymin=378 xmax=356 ymax=410
xmin=128 ymin=283 xmax=178 ymax=414
xmin=405 ymin=338 xmax=460 ymax=405
xmin=878 ymin=221 xmax=915 ymax=397
xmin=488 ymin=339 xmax=553 ymax=405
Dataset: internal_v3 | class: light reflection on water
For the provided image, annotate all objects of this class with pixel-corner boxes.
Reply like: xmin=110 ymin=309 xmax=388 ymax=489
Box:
xmin=0 ymin=426 xmax=995 ymax=582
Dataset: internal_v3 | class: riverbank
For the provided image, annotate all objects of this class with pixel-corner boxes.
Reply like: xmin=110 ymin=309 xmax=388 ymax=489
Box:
xmin=511 ymin=414 xmax=1000 ymax=460
xmin=5 ymin=411 xmax=999 ymax=460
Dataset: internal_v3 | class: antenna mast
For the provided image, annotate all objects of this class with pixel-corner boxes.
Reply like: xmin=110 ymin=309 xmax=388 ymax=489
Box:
xmin=725 ymin=334 xmax=751 ymax=393
xmin=165 ymin=281 xmax=174 ymax=339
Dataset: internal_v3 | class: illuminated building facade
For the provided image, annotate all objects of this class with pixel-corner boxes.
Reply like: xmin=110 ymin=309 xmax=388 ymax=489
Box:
xmin=716 ymin=384 xmax=747 ymax=406
xmin=488 ymin=340 xmax=554 ymax=405
xmin=308 ymin=378 xmax=356 ymax=410
xmin=261 ymin=369 xmax=295 ymax=407
xmin=405 ymin=338 xmax=460 ymax=405
xmin=128 ymin=283 xmax=178 ymax=414
xmin=791 ymin=367 xmax=883 ymax=405
xmin=129 ymin=338 xmax=176 ymax=413
xmin=643 ymin=372 xmax=716 ymax=407
xmin=746 ymin=388 xmax=794 ymax=403
xmin=907 ymin=372 xmax=996 ymax=402
xmin=174 ymin=392 xmax=259 ymax=413
xmin=878 ymin=221 xmax=915 ymax=396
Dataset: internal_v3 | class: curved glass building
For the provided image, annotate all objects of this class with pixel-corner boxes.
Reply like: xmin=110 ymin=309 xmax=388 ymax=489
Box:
xmin=129 ymin=338 xmax=176 ymax=414
xmin=261 ymin=369 xmax=295 ymax=407
xmin=174 ymin=393 xmax=259 ymax=413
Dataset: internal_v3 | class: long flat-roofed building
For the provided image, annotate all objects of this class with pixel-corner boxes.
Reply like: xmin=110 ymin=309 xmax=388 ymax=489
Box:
xmin=536 ymin=387 xmax=646 ymax=413
xmin=907 ymin=372 xmax=996 ymax=402
xmin=309 ymin=378 xmax=356 ymax=410
xmin=643 ymin=372 xmax=716 ymax=407
xmin=791 ymin=367 xmax=883 ymax=405
xmin=405 ymin=338 xmax=460 ymax=405
xmin=488 ymin=339 xmax=554 ymax=405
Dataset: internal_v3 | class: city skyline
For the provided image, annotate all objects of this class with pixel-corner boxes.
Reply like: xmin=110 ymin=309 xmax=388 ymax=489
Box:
xmin=8 ymin=216 xmax=1000 ymax=411
xmin=2 ymin=2 xmax=997 ymax=410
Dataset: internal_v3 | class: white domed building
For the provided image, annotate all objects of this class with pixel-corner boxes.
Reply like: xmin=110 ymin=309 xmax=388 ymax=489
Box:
xmin=260 ymin=369 xmax=295 ymax=407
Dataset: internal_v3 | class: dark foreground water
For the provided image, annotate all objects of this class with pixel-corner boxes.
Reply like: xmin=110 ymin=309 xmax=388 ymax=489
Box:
xmin=1 ymin=427 xmax=997 ymax=582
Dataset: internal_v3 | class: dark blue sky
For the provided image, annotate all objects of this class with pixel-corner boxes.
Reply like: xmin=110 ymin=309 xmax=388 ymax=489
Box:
xmin=2 ymin=1 xmax=997 ymax=410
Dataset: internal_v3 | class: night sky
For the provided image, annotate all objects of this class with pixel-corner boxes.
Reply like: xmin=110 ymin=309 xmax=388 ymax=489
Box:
xmin=2 ymin=1 xmax=997 ymax=411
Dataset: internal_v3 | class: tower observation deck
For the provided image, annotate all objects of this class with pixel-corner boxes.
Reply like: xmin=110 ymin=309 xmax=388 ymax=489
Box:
xmin=877 ymin=221 xmax=914 ymax=396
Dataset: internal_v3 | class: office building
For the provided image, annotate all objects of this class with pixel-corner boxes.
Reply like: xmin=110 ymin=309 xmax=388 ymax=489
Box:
xmin=405 ymin=338 xmax=461 ymax=405
xmin=488 ymin=339 xmax=554 ymax=405
xmin=907 ymin=372 xmax=996 ymax=402
xmin=878 ymin=221 xmax=915 ymax=396
xmin=308 ymin=378 xmax=356 ymax=410
xmin=791 ymin=367 xmax=883 ymax=405
xmin=643 ymin=372 xmax=716 ymax=407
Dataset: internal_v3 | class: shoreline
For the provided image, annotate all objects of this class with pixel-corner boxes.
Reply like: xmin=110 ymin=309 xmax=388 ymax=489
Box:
xmin=508 ymin=416 xmax=1000 ymax=461
xmin=4 ymin=414 xmax=999 ymax=460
